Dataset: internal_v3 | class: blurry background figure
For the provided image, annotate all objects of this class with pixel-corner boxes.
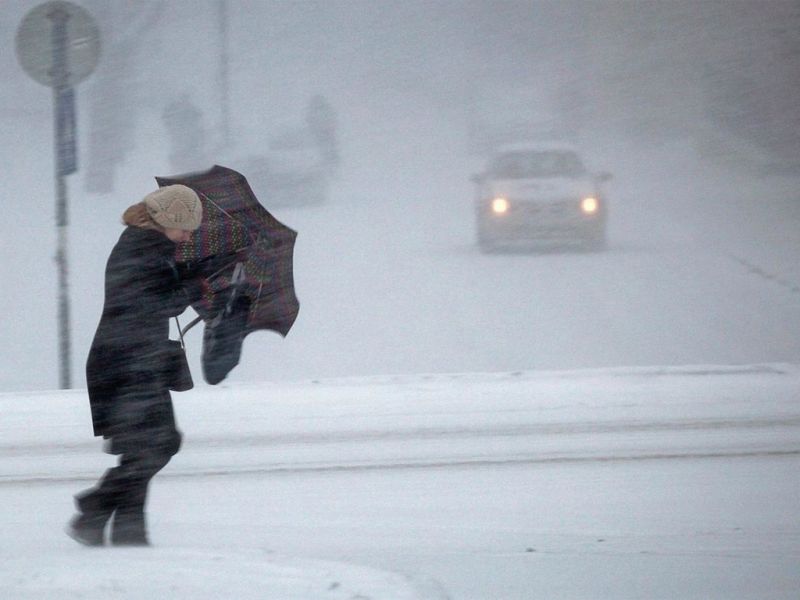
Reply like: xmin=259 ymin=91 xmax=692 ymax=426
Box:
xmin=81 ymin=1 xmax=164 ymax=194
xmin=305 ymin=94 xmax=340 ymax=177
xmin=162 ymin=93 xmax=210 ymax=175
xmin=233 ymin=94 xmax=339 ymax=207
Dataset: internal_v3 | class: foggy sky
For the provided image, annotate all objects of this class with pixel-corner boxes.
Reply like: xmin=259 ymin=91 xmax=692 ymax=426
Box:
xmin=2 ymin=0 xmax=799 ymax=391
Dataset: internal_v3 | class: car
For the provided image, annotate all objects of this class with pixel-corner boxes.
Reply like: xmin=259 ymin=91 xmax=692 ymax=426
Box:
xmin=233 ymin=128 xmax=333 ymax=207
xmin=473 ymin=143 xmax=612 ymax=252
xmin=223 ymin=95 xmax=340 ymax=207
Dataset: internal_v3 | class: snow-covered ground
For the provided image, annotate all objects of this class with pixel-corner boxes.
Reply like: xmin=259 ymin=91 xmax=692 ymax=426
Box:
xmin=2 ymin=3 xmax=799 ymax=598
xmin=2 ymin=364 xmax=799 ymax=598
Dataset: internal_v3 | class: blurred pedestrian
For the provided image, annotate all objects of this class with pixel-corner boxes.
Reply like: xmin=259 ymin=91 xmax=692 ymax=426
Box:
xmin=67 ymin=184 xmax=204 ymax=546
xmin=162 ymin=93 xmax=208 ymax=174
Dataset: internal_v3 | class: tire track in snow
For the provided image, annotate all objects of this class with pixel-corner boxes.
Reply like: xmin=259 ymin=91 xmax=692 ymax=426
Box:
xmin=2 ymin=415 xmax=799 ymax=456
xmin=728 ymin=253 xmax=800 ymax=295
xmin=3 ymin=448 xmax=799 ymax=487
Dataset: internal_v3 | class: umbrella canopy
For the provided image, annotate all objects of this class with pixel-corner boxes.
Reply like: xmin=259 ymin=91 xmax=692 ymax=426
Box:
xmin=156 ymin=165 xmax=300 ymax=338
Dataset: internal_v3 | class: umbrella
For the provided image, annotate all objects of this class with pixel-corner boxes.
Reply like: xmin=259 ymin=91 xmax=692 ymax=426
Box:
xmin=155 ymin=165 xmax=299 ymax=382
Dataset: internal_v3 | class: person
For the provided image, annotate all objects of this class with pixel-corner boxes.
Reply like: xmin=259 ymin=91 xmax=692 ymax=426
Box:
xmin=162 ymin=94 xmax=208 ymax=174
xmin=67 ymin=184 xmax=204 ymax=546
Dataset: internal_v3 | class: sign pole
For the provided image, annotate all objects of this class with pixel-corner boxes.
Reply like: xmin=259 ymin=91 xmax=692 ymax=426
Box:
xmin=50 ymin=4 xmax=75 ymax=389
xmin=16 ymin=1 xmax=100 ymax=389
xmin=55 ymin=170 xmax=71 ymax=388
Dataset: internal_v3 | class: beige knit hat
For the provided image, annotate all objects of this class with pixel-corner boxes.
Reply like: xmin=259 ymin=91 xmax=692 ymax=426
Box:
xmin=143 ymin=184 xmax=203 ymax=231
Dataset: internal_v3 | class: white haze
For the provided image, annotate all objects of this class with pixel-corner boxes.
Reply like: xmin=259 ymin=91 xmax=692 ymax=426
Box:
xmin=1 ymin=0 xmax=799 ymax=391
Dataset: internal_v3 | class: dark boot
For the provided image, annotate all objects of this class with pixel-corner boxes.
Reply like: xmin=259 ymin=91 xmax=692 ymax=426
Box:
xmin=111 ymin=529 xmax=150 ymax=546
xmin=111 ymin=510 xmax=150 ymax=546
xmin=66 ymin=512 xmax=106 ymax=546
xmin=66 ymin=487 xmax=115 ymax=546
xmin=111 ymin=486 xmax=150 ymax=546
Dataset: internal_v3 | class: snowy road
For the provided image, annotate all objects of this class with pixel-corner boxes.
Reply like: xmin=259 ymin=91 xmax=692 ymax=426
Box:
xmin=2 ymin=4 xmax=799 ymax=597
xmin=227 ymin=121 xmax=800 ymax=384
xmin=5 ymin=107 xmax=800 ymax=390
xmin=2 ymin=366 xmax=799 ymax=598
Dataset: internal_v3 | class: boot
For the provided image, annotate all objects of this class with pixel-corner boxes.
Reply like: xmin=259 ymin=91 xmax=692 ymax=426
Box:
xmin=66 ymin=513 xmax=106 ymax=546
xmin=110 ymin=528 xmax=150 ymax=546
xmin=111 ymin=505 xmax=150 ymax=546
xmin=66 ymin=488 xmax=115 ymax=546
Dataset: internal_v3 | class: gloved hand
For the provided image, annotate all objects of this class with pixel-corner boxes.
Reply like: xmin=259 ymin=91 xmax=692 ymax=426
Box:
xmin=175 ymin=260 xmax=202 ymax=281
xmin=181 ymin=276 xmax=206 ymax=305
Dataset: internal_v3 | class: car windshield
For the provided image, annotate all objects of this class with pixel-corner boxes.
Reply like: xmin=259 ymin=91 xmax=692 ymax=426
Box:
xmin=490 ymin=150 xmax=587 ymax=179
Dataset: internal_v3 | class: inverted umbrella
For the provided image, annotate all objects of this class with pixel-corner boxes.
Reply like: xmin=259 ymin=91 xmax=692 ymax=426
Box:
xmin=156 ymin=165 xmax=299 ymax=382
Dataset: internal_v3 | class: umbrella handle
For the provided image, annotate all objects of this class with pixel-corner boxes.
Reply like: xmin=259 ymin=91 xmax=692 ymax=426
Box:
xmin=182 ymin=261 xmax=245 ymax=336
xmin=230 ymin=261 xmax=245 ymax=286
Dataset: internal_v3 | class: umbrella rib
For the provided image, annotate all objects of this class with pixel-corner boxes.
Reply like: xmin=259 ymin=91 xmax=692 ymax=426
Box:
xmin=199 ymin=192 xmax=256 ymax=244
xmin=199 ymin=191 xmax=236 ymax=221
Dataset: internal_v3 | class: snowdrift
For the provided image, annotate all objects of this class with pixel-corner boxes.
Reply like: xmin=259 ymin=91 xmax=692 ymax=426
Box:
xmin=1 ymin=364 xmax=798 ymax=599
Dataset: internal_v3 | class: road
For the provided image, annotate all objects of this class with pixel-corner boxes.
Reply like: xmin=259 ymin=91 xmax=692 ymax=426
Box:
xmin=2 ymin=83 xmax=799 ymax=390
xmin=151 ymin=454 xmax=798 ymax=600
xmin=6 ymin=446 xmax=799 ymax=599
xmin=241 ymin=128 xmax=800 ymax=383
xmin=2 ymin=369 xmax=799 ymax=599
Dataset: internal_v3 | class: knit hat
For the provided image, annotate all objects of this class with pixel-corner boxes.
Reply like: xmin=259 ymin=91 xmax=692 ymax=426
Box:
xmin=143 ymin=185 xmax=203 ymax=231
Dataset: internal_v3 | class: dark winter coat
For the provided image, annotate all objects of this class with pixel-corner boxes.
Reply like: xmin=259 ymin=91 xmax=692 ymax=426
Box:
xmin=86 ymin=226 xmax=202 ymax=437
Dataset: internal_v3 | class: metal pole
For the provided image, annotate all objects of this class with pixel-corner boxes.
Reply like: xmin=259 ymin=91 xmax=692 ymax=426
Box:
xmin=55 ymin=171 xmax=71 ymax=389
xmin=50 ymin=6 xmax=72 ymax=389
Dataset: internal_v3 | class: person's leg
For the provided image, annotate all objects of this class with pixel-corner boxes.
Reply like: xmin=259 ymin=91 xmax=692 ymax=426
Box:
xmin=109 ymin=448 xmax=172 ymax=545
xmin=68 ymin=385 xmax=181 ymax=546
xmin=67 ymin=389 xmax=148 ymax=546
xmin=110 ymin=391 xmax=182 ymax=546
xmin=67 ymin=477 xmax=117 ymax=546
xmin=67 ymin=443 xmax=148 ymax=546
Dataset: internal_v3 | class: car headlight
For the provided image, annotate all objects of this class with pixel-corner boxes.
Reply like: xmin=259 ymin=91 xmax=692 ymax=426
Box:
xmin=491 ymin=197 xmax=510 ymax=214
xmin=580 ymin=196 xmax=599 ymax=215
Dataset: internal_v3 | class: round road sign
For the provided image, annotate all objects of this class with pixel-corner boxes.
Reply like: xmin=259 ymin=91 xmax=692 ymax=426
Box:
xmin=15 ymin=1 xmax=101 ymax=88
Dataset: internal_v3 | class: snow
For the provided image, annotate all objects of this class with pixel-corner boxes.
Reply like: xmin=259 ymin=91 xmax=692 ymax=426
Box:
xmin=1 ymin=550 xmax=423 ymax=600
xmin=1 ymin=365 xmax=799 ymax=598
xmin=2 ymin=2 xmax=800 ymax=598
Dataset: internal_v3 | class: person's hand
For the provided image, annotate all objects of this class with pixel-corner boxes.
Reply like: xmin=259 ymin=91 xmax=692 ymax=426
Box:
xmin=176 ymin=258 xmax=207 ymax=280
xmin=182 ymin=277 xmax=206 ymax=304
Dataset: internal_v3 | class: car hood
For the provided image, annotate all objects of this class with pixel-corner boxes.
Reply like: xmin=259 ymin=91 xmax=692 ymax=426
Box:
xmin=488 ymin=177 xmax=596 ymax=200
